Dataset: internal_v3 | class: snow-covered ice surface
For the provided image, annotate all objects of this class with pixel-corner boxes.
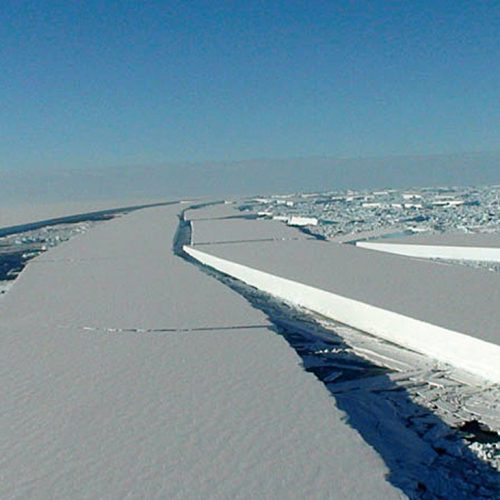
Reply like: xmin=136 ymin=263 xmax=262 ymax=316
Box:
xmin=433 ymin=258 xmax=500 ymax=273
xmin=191 ymin=216 xmax=312 ymax=245
xmin=356 ymin=231 xmax=500 ymax=271
xmin=184 ymin=206 xmax=500 ymax=497
xmin=368 ymin=231 xmax=500 ymax=248
xmin=0 ymin=201 xmax=177 ymax=301
xmin=0 ymin=221 xmax=102 ymax=283
xmin=356 ymin=240 xmax=500 ymax=263
xmin=183 ymin=201 xmax=243 ymax=221
xmin=0 ymin=205 xmax=402 ymax=499
xmin=0 ymin=199 xmax=168 ymax=228
xmin=0 ymin=211 xmax=129 ymax=300
xmin=185 ymin=208 xmax=500 ymax=363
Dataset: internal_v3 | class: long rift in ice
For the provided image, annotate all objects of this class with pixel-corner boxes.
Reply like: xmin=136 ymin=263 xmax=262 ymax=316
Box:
xmin=174 ymin=205 xmax=500 ymax=500
xmin=3 ymin=204 xmax=407 ymax=499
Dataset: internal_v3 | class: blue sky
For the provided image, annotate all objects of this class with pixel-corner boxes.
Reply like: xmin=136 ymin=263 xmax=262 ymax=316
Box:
xmin=1 ymin=1 xmax=500 ymax=173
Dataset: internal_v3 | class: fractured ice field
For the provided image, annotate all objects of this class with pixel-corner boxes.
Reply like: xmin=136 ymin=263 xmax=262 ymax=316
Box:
xmin=1 ymin=191 xmax=500 ymax=499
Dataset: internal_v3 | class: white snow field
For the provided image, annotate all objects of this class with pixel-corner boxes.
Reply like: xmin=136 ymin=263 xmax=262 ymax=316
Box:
xmin=185 ymin=217 xmax=500 ymax=383
xmin=0 ymin=205 xmax=402 ymax=499
xmin=0 ymin=199 xmax=167 ymax=228
xmin=367 ymin=231 xmax=500 ymax=248
xmin=184 ymin=202 xmax=242 ymax=221
xmin=357 ymin=232 xmax=500 ymax=262
xmin=191 ymin=217 xmax=311 ymax=245
xmin=183 ymin=201 xmax=312 ymax=245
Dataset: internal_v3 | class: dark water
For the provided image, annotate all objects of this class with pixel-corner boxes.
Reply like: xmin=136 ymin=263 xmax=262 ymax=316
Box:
xmin=0 ymin=251 xmax=29 ymax=281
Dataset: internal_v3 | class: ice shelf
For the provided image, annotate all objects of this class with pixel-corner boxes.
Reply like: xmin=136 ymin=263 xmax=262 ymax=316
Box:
xmin=184 ymin=221 xmax=500 ymax=384
xmin=357 ymin=232 xmax=500 ymax=262
xmin=0 ymin=205 xmax=401 ymax=499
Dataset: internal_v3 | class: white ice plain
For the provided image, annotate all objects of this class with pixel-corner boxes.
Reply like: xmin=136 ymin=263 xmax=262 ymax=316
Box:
xmin=0 ymin=206 xmax=402 ymax=499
